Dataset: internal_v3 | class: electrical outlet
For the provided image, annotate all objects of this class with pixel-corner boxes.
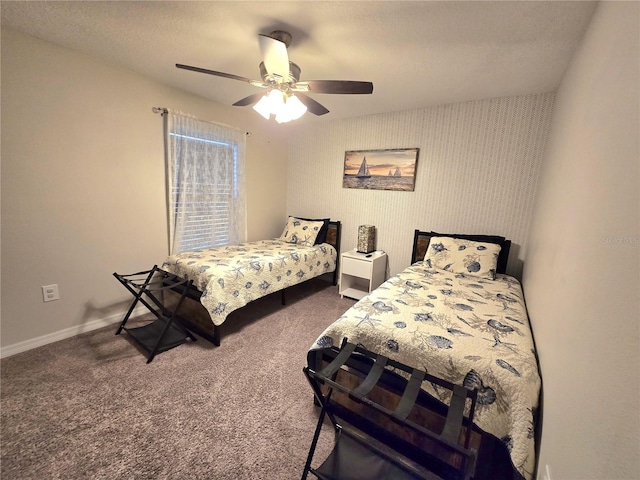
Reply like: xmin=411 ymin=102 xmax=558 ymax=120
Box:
xmin=42 ymin=284 xmax=60 ymax=302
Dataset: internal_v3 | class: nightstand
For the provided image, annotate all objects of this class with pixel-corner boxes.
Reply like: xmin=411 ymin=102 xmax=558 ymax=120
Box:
xmin=339 ymin=249 xmax=387 ymax=300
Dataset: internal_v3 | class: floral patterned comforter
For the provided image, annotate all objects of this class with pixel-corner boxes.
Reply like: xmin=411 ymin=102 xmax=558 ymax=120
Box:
xmin=311 ymin=262 xmax=541 ymax=480
xmin=162 ymin=240 xmax=337 ymax=326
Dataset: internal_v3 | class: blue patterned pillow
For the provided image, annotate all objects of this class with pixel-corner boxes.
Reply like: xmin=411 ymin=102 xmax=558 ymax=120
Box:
xmin=279 ymin=217 xmax=324 ymax=246
xmin=294 ymin=217 xmax=330 ymax=244
xmin=424 ymin=236 xmax=501 ymax=279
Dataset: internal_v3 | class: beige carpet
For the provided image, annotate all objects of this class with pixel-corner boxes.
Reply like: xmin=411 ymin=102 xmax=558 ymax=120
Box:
xmin=1 ymin=279 xmax=355 ymax=480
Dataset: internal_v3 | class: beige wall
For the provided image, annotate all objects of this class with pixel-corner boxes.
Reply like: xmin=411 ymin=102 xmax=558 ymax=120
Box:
xmin=287 ymin=93 xmax=555 ymax=279
xmin=1 ymin=28 xmax=289 ymax=352
xmin=523 ymin=2 xmax=639 ymax=479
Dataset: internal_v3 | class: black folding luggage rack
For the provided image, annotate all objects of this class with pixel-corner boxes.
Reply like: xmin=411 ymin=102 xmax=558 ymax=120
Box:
xmin=113 ymin=265 xmax=197 ymax=363
xmin=302 ymin=341 xmax=479 ymax=480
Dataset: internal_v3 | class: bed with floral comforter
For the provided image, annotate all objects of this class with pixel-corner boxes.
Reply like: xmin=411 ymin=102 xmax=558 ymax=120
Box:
xmin=164 ymin=239 xmax=336 ymax=323
xmin=162 ymin=217 xmax=340 ymax=346
xmin=310 ymin=234 xmax=541 ymax=480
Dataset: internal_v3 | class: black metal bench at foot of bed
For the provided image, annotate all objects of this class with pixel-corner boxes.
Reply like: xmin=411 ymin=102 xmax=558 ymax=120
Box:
xmin=113 ymin=265 xmax=197 ymax=363
xmin=306 ymin=344 xmax=525 ymax=480
xmin=303 ymin=340 xmax=479 ymax=480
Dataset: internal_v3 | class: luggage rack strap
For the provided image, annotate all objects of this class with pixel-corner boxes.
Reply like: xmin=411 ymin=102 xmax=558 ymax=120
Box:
xmin=318 ymin=341 xmax=357 ymax=378
xmin=394 ymin=367 xmax=426 ymax=420
xmin=350 ymin=353 xmax=388 ymax=400
xmin=114 ymin=268 xmax=190 ymax=293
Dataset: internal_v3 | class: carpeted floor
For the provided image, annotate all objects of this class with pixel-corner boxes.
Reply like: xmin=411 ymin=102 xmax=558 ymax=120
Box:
xmin=1 ymin=279 xmax=355 ymax=479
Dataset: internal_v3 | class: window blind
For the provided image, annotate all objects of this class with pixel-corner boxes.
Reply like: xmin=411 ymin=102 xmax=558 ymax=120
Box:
xmin=164 ymin=111 xmax=246 ymax=254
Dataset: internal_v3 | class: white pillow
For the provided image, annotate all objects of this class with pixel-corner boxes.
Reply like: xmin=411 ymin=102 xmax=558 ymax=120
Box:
xmin=279 ymin=217 xmax=324 ymax=246
xmin=424 ymin=236 xmax=501 ymax=280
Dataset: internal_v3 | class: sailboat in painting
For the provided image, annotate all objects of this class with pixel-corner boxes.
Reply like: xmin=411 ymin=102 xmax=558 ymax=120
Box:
xmin=343 ymin=148 xmax=418 ymax=192
xmin=356 ymin=157 xmax=371 ymax=178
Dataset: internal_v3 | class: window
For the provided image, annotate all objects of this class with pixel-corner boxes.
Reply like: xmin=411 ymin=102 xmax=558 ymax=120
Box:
xmin=164 ymin=111 xmax=246 ymax=254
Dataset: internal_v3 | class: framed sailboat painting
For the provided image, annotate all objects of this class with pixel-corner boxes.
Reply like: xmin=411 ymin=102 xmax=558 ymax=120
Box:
xmin=343 ymin=148 xmax=419 ymax=191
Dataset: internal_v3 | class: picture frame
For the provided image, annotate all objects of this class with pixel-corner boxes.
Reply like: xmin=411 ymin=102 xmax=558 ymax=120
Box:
xmin=343 ymin=148 xmax=419 ymax=191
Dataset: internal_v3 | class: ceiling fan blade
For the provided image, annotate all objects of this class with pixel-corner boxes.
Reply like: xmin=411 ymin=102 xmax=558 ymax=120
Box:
xmin=296 ymin=93 xmax=330 ymax=116
xmin=176 ymin=63 xmax=255 ymax=83
xmin=232 ymin=92 xmax=265 ymax=107
xmin=297 ymin=80 xmax=374 ymax=94
xmin=258 ymin=34 xmax=290 ymax=81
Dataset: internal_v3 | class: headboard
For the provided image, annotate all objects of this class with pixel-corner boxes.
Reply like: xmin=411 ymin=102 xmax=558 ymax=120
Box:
xmin=325 ymin=221 xmax=341 ymax=255
xmin=411 ymin=230 xmax=511 ymax=274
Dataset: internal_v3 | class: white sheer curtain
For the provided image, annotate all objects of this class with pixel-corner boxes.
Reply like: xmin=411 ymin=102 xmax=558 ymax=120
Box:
xmin=163 ymin=110 xmax=246 ymax=254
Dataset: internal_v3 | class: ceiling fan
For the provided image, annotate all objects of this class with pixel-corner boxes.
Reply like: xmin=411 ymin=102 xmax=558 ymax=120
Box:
xmin=176 ymin=30 xmax=373 ymax=122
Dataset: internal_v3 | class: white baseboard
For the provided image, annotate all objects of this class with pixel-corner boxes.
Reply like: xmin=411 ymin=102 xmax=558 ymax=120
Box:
xmin=0 ymin=306 xmax=147 ymax=359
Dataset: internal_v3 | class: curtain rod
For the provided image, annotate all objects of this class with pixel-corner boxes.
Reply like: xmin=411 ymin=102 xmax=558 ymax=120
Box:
xmin=153 ymin=106 xmax=251 ymax=136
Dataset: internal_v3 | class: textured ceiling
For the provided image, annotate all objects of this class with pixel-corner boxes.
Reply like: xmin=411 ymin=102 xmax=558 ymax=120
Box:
xmin=1 ymin=1 xmax=597 ymax=124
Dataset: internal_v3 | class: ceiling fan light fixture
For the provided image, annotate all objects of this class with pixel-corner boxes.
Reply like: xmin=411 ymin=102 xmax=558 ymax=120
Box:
xmin=274 ymin=111 xmax=291 ymax=124
xmin=285 ymin=94 xmax=307 ymax=120
xmin=266 ymin=88 xmax=284 ymax=110
xmin=252 ymin=94 xmax=272 ymax=119
xmin=253 ymin=89 xmax=307 ymax=123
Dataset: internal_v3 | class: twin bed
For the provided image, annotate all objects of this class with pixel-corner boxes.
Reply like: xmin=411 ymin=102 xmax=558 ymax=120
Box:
xmin=161 ymin=217 xmax=341 ymax=346
xmin=308 ymin=230 xmax=541 ymax=480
